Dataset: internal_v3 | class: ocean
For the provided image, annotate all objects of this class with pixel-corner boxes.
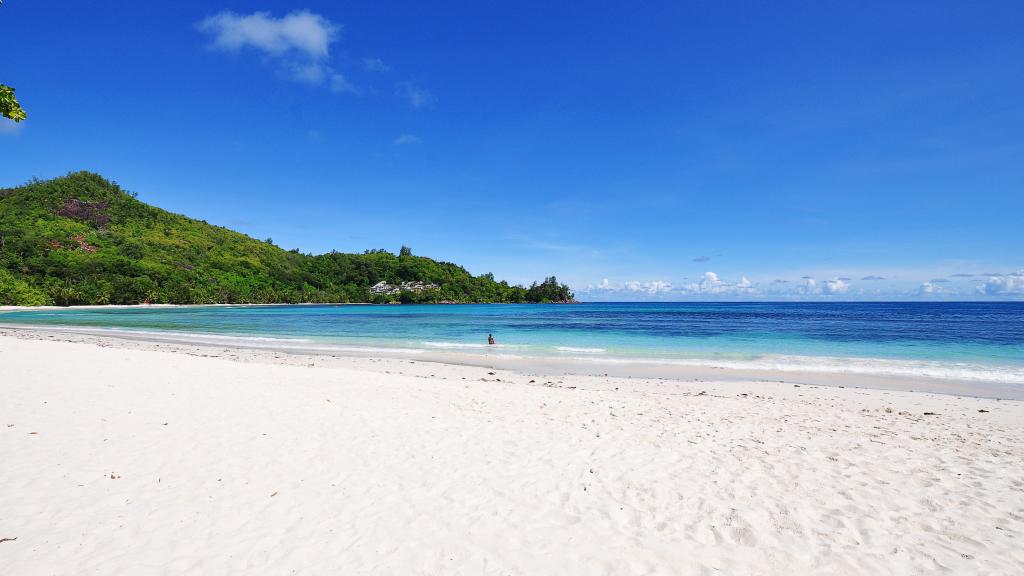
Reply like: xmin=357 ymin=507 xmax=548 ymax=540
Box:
xmin=3 ymin=302 xmax=1024 ymax=384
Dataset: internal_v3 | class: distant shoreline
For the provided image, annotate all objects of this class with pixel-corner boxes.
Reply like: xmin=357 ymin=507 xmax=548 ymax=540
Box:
xmin=0 ymin=301 xmax=580 ymax=313
xmin=9 ymin=300 xmax=1024 ymax=313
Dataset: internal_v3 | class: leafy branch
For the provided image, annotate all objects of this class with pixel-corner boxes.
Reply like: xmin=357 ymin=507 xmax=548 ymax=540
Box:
xmin=0 ymin=2 xmax=27 ymax=123
xmin=1 ymin=85 xmax=27 ymax=122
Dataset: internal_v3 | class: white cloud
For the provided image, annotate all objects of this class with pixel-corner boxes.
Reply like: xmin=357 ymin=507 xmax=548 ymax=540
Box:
xmin=363 ymin=57 xmax=390 ymax=73
xmin=796 ymin=277 xmax=848 ymax=295
xmin=732 ymin=276 xmax=755 ymax=295
xmin=647 ymin=281 xmax=673 ymax=294
xmin=197 ymin=10 xmax=337 ymax=59
xmin=197 ymin=10 xmax=362 ymax=92
xmin=622 ymin=280 xmax=672 ymax=294
xmin=822 ymin=278 xmax=849 ymax=295
xmin=576 ymin=269 xmax=1021 ymax=301
xmin=196 ymin=11 xmax=435 ymax=107
xmin=682 ymin=271 xmax=756 ymax=295
xmin=578 ymin=269 xmax=1023 ymax=300
xmin=393 ymin=133 xmax=422 ymax=145
xmin=396 ymin=81 xmax=434 ymax=108
xmin=697 ymin=271 xmax=724 ymax=293
xmin=980 ymin=271 xmax=1024 ymax=295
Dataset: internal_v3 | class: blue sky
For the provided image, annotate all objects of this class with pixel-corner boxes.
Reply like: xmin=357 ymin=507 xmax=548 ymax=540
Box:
xmin=2 ymin=1 xmax=1022 ymax=300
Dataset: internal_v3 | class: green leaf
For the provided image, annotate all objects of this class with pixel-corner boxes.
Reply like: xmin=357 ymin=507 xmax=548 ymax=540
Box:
xmin=0 ymin=84 xmax=28 ymax=122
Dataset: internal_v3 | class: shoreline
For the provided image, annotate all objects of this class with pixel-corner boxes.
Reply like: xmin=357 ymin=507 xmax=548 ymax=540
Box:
xmin=1 ymin=328 xmax=1022 ymax=574
xmin=2 ymin=323 xmax=1022 ymax=400
xmin=0 ymin=300 xmax=579 ymax=313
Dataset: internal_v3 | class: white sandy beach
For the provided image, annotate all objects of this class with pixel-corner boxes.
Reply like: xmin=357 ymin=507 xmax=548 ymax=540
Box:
xmin=2 ymin=328 xmax=1023 ymax=575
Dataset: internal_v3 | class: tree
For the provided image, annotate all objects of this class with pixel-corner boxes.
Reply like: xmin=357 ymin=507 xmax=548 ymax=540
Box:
xmin=0 ymin=84 xmax=26 ymax=123
xmin=0 ymin=1 xmax=26 ymax=124
xmin=399 ymin=245 xmax=412 ymax=257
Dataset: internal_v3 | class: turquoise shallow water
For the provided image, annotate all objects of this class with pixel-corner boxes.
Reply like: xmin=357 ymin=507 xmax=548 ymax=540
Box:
xmin=3 ymin=302 xmax=1024 ymax=383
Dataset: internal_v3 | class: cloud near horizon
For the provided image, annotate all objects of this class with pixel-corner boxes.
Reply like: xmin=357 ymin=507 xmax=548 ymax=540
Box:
xmin=689 ymin=271 xmax=737 ymax=294
xmin=622 ymin=280 xmax=672 ymax=294
xmin=582 ymin=272 xmax=867 ymax=299
xmin=576 ymin=269 xmax=1024 ymax=301
xmin=821 ymin=278 xmax=849 ymax=294
xmin=979 ymin=271 xmax=1024 ymax=295
xmin=585 ymin=272 xmax=759 ymax=297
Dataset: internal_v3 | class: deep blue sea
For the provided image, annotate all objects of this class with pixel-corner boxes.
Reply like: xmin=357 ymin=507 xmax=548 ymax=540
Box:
xmin=3 ymin=302 xmax=1024 ymax=383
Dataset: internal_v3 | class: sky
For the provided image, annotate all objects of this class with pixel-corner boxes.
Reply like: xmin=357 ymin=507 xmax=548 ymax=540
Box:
xmin=2 ymin=1 xmax=1022 ymax=300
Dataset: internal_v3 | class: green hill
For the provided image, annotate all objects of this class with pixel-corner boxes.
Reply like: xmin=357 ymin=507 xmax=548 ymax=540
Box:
xmin=0 ymin=172 xmax=574 ymax=306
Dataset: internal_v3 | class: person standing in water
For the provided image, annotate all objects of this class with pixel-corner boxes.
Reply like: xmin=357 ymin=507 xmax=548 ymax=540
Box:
xmin=488 ymin=334 xmax=495 ymax=345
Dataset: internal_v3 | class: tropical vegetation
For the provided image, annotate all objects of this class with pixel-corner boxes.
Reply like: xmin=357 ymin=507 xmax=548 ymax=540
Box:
xmin=0 ymin=172 xmax=575 ymax=306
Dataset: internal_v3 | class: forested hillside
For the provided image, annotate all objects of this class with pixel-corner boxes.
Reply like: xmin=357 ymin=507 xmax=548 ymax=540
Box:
xmin=0 ymin=172 xmax=574 ymax=306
